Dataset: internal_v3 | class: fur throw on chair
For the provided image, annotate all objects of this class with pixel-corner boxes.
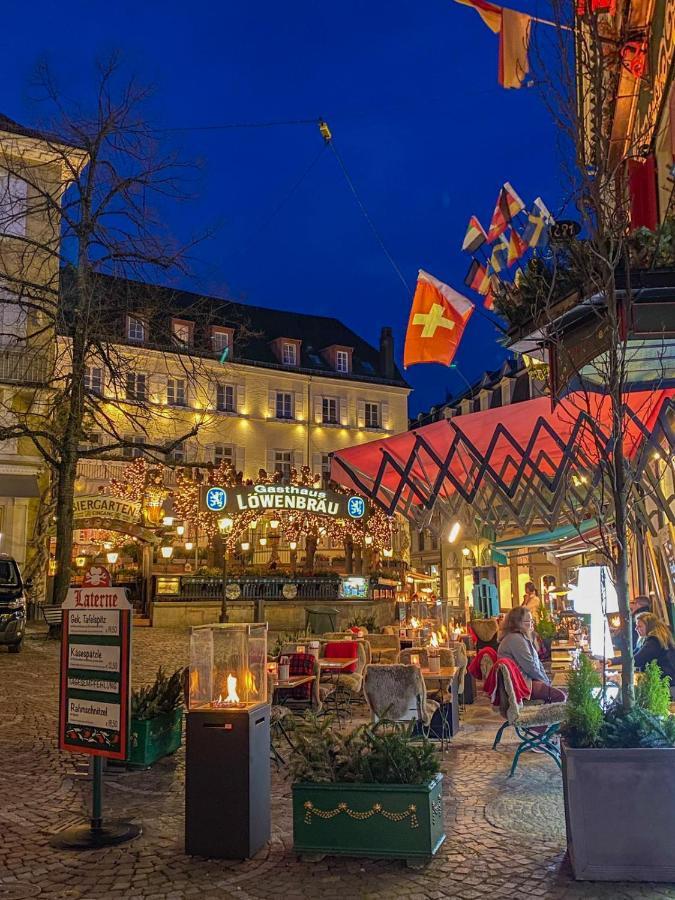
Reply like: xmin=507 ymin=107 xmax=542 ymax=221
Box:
xmin=363 ymin=664 xmax=437 ymax=726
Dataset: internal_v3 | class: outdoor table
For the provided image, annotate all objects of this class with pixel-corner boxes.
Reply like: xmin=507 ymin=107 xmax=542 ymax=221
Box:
xmin=319 ymin=658 xmax=357 ymax=724
xmin=273 ymin=675 xmax=315 ymax=692
xmin=420 ymin=666 xmax=460 ymax=745
xmin=318 ymin=658 xmax=357 ymax=671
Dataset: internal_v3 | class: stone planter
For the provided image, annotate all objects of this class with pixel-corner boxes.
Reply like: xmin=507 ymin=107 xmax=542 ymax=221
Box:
xmin=128 ymin=708 xmax=183 ymax=767
xmin=292 ymin=776 xmax=445 ymax=863
xmin=562 ymin=743 xmax=675 ymax=881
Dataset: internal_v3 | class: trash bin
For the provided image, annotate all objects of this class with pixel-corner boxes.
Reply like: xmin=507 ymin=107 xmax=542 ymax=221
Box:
xmin=305 ymin=607 xmax=339 ymax=635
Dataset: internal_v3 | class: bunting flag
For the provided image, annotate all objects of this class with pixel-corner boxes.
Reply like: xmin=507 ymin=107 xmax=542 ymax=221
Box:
xmin=483 ymin=289 xmax=496 ymax=311
xmin=507 ymin=227 xmax=528 ymax=266
xmin=462 ymin=215 xmax=488 ymax=253
xmin=464 ymin=258 xmax=490 ymax=294
xmin=503 ymin=182 xmax=525 ymax=218
xmin=453 ymin=0 xmax=532 ymax=89
xmin=534 ymin=196 xmax=554 ymax=223
xmin=404 ymin=270 xmax=474 ymax=368
xmin=487 ymin=190 xmax=510 ymax=242
xmin=489 ymin=234 xmax=510 ymax=273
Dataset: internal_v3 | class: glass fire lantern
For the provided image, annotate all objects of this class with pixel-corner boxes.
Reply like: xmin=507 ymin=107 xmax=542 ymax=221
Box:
xmin=188 ymin=623 xmax=268 ymax=710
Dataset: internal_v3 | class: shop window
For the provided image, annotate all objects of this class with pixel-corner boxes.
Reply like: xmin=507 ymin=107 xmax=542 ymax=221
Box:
xmin=216 ymin=384 xmax=235 ymax=412
xmin=322 ymin=397 xmax=339 ymax=424
xmin=125 ymin=372 xmax=147 ymax=402
xmin=84 ymin=366 xmax=103 ymax=395
xmin=127 ymin=316 xmax=146 ymax=343
xmin=167 ymin=377 xmax=187 ymax=407
xmin=364 ymin=402 xmax=380 ymax=428
xmin=275 ymin=391 xmax=293 ymax=420
xmin=0 ymin=172 xmax=27 ymax=237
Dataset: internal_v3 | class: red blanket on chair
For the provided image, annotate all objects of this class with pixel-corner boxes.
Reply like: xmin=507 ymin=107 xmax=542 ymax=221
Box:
xmin=483 ymin=658 xmax=531 ymax=706
xmin=467 ymin=646 xmax=497 ymax=680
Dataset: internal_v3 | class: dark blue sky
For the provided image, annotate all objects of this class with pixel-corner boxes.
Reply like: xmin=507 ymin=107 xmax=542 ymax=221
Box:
xmin=0 ymin=0 xmax=565 ymax=415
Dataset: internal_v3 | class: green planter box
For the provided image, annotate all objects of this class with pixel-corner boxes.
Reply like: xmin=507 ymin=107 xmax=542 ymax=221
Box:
xmin=292 ymin=775 xmax=445 ymax=863
xmin=128 ymin=708 xmax=183 ymax=767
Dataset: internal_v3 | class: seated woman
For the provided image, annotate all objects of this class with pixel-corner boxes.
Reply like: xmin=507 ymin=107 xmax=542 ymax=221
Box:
xmin=634 ymin=613 xmax=675 ymax=685
xmin=498 ymin=606 xmax=565 ymax=703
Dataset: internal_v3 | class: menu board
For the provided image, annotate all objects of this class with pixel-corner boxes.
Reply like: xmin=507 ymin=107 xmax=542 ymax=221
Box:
xmin=58 ymin=583 xmax=132 ymax=761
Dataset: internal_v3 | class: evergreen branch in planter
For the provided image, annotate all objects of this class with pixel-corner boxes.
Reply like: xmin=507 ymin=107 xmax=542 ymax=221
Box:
xmin=131 ymin=667 xmax=185 ymax=721
xmin=288 ymin=714 xmax=439 ymax=785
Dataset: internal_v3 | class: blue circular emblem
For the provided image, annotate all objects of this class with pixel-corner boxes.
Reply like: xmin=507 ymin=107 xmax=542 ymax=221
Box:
xmin=347 ymin=496 xmax=365 ymax=519
xmin=206 ymin=487 xmax=227 ymax=511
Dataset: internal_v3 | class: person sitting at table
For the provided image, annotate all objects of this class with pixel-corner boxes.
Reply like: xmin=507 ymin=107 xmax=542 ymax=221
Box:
xmin=634 ymin=613 xmax=675 ymax=688
xmin=498 ymin=607 xmax=566 ymax=703
xmin=629 ymin=594 xmax=651 ymax=651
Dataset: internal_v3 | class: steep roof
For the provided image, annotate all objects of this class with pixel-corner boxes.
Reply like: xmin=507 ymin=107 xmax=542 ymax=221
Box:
xmin=0 ymin=112 xmax=86 ymax=151
xmin=62 ymin=270 xmax=408 ymax=388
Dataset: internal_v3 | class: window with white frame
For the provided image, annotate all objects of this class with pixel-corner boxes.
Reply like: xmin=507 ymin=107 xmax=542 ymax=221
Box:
xmin=0 ymin=172 xmax=27 ymax=237
xmin=84 ymin=366 xmax=103 ymax=395
xmin=213 ymin=443 xmax=234 ymax=467
xmin=335 ymin=350 xmax=349 ymax=373
xmin=122 ymin=435 xmax=145 ymax=459
xmin=364 ymin=402 xmax=380 ymax=428
xmin=127 ymin=317 xmax=146 ymax=343
xmin=172 ymin=320 xmax=192 ymax=347
xmin=167 ymin=441 xmax=187 ymax=464
xmin=282 ymin=342 xmax=297 ymax=366
xmin=125 ymin=372 xmax=147 ymax=402
xmin=322 ymin=397 xmax=339 ymax=424
xmin=275 ymin=391 xmax=293 ymax=419
xmin=212 ymin=329 xmax=230 ymax=355
xmin=0 ymin=298 xmax=26 ymax=346
xmin=273 ymin=449 xmax=292 ymax=480
xmin=167 ymin=377 xmax=187 ymax=407
xmin=216 ymin=383 xmax=235 ymax=412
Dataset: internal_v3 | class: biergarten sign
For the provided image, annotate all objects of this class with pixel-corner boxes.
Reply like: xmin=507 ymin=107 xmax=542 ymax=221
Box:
xmin=73 ymin=495 xmax=142 ymax=525
xmin=58 ymin=571 xmax=132 ymax=761
xmin=201 ymin=482 xmax=368 ymax=521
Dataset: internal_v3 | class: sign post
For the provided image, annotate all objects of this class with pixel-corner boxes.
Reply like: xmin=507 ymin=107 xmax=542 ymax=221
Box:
xmin=50 ymin=568 xmax=141 ymax=849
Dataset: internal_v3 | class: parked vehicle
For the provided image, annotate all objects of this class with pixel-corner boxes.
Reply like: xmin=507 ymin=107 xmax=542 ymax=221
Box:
xmin=0 ymin=555 xmax=26 ymax=653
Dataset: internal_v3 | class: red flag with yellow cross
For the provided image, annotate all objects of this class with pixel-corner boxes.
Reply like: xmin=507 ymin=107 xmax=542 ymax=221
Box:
xmin=403 ymin=270 xmax=475 ymax=368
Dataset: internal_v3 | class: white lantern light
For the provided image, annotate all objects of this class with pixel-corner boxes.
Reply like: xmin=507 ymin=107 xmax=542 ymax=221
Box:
xmin=160 ymin=545 xmax=174 ymax=560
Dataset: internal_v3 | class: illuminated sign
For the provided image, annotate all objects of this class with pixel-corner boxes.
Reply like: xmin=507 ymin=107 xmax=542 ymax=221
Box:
xmin=201 ymin=483 xmax=368 ymax=521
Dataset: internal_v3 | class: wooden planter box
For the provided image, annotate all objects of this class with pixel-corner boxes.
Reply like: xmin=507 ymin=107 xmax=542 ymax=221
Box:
xmin=563 ymin=743 xmax=675 ymax=881
xmin=128 ymin=708 xmax=183 ymax=767
xmin=292 ymin=775 xmax=445 ymax=863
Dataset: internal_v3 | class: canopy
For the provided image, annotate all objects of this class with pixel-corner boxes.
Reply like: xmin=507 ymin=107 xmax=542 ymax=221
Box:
xmin=490 ymin=520 xmax=599 ymax=565
xmin=330 ymin=390 xmax=675 ymax=532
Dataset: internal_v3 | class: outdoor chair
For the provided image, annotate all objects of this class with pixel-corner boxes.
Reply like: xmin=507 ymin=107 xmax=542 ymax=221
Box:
xmin=363 ymin=633 xmax=400 ymax=664
xmin=363 ymin=664 xmax=438 ymax=729
xmin=321 ymin=635 xmax=372 ymax=665
xmin=491 ymin=664 xmax=566 ymax=777
xmin=448 ymin=640 xmax=468 ymax=708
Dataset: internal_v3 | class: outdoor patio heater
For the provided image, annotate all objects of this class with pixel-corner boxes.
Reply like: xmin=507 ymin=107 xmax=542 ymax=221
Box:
xmin=185 ymin=623 xmax=270 ymax=859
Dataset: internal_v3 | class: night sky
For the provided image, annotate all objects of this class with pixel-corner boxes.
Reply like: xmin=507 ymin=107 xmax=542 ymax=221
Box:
xmin=0 ymin=0 xmax=566 ymax=415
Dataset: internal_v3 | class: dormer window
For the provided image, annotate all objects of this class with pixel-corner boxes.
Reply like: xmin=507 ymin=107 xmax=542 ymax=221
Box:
xmin=270 ymin=337 xmax=301 ymax=367
xmin=321 ymin=344 xmax=353 ymax=374
xmin=171 ymin=318 xmax=193 ymax=348
xmin=127 ymin=316 xmax=146 ymax=343
xmin=211 ymin=326 xmax=234 ymax=358
xmin=282 ymin=342 xmax=297 ymax=366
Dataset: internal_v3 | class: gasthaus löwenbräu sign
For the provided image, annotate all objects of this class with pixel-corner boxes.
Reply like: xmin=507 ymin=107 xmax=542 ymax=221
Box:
xmin=201 ymin=483 xmax=368 ymax=521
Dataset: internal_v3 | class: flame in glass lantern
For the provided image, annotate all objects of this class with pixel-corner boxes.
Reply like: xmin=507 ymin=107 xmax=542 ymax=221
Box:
xmin=429 ymin=631 xmax=439 ymax=648
xmin=244 ymin=670 xmax=257 ymax=697
xmin=409 ymin=616 xmax=421 ymax=628
xmin=216 ymin=674 xmax=240 ymax=706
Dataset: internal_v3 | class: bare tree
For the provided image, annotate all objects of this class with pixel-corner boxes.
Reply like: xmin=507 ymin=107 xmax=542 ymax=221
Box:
xmin=0 ymin=56 xmax=215 ymax=605
xmin=494 ymin=3 xmax=675 ymax=708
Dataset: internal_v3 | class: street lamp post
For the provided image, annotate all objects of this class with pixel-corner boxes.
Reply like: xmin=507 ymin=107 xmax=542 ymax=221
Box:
xmin=218 ymin=517 xmax=234 ymax=624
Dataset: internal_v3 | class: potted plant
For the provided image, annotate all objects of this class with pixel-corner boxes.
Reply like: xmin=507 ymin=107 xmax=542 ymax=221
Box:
xmin=561 ymin=657 xmax=675 ymax=881
xmin=129 ymin=667 xmax=185 ymax=767
xmin=535 ymin=606 xmax=556 ymax=660
xmin=290 ymin=715 xmax=445 ymax=865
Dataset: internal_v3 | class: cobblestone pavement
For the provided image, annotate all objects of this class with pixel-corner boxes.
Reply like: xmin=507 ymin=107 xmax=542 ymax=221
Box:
xmin=1 ymin=627 xmax=674 ymax=900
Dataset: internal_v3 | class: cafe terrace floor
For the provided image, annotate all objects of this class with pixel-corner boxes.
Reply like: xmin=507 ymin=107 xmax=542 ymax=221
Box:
xmin=1 ymin=626 xmax=673 ymax=900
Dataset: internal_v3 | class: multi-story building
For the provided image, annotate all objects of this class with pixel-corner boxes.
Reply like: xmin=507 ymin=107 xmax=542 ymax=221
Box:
xmin=73 ymin=273 xmax=410 ymax=491
xmin=0 ymin=114 xmax=85 ymax=568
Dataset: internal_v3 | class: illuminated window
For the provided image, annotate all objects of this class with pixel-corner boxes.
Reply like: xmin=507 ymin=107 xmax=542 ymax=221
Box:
xmin=212 ymin=330 xmax=230 ymax=354
xmin=172 ymin=320 xmax=192 ymax=347
xmin=84 ymin=366 xmax=103 ymax=395
xmin=336 ymin=350 xmax=349 ymax=373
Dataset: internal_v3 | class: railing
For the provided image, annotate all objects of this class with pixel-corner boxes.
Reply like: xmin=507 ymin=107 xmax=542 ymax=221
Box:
xmin=77 ymin=458 xmax=178 ymax=486
xmin=176 ymin=575 xmax=343 ymax=602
